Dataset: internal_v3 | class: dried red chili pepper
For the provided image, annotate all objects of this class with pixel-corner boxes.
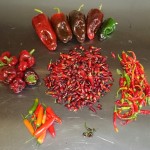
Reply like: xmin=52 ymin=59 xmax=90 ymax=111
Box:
xmin=32 ymin=9 xmax=57 ymax=51
xmin=86 ymin=5 xmax=103 ymax=40
xmin=69 ymin=4 xmax=86 ymax=43
xmin=50 ymin=8 xmax=72 ymax=43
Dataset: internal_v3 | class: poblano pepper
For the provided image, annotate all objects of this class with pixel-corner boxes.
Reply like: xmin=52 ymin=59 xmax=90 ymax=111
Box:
xmin=99 ymin=18 xmax=118 ymax=40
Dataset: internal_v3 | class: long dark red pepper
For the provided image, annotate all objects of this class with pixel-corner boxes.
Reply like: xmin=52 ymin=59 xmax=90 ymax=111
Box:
xmin=50 ymin=8 xmax=72 ymax=43
xmin=69 ymin=4 xmax=86 ymax=43
xmin=86 ymin=5 xmax=103 ymax=40
xmin=32 ymin=9 xmax=57 ymax=51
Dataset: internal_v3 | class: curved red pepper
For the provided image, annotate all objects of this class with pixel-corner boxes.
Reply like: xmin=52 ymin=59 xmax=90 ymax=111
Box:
xmin=86 ymin=8 xmax=103 ymax=40
xmin=50 ymin=8 xmax=72 ymax=43
xmin=32 ymin=12 xmax=57 ymax=51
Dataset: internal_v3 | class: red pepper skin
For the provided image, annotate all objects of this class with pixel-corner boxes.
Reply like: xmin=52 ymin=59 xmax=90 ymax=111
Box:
xmin=18 ymin=61 xmax=28 ymax=72
xmin=86 ymin=9 xmax=103 ymax=40
xmin=46 ymin=106 xmax=62 ymax=124
xmin=33 ymin=117 xmax=55 ymax=138
xmin=50 ymin=12 xmax=72 ymax=43
xmin=69 ymin=10 xmax=86 ymax=43
xmin=32 ymin=13 xmax=57 ymax=51
xmin=0 ymin=51 xmax=11 ymax=64
xmin=9 ymin=77 xmax=26 ymax=93
xmin=48 ymin=124 xmax=56 ymax=138
xmin=19 ymin=49 xmax=35 ymax=69
xmin=0 ymin=66 xmax=16 ymax=84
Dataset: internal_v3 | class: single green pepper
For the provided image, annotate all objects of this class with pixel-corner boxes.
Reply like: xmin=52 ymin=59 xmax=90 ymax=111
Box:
xmin=28 ymin=98 xmax=39 ymax=115
xmin=99 ymin=17 xmax=117 ymax=40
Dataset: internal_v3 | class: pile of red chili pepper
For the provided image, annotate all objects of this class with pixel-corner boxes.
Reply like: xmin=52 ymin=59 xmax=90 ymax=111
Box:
xmin=0 ymin=49 xmax=39 ymax=93
xmin=32 ymin=5 xmax=117 ymax=51
xmin=113 ymin=51 xmax=150 ymax=132
xmin=22 ymin=98 xmax=62 ymax=144
xmin=44 ymin=46 xmax=113 ymax=112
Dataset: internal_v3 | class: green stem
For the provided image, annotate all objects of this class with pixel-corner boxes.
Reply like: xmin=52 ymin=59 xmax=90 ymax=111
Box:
xmin=78 ymin=4 xmax=84 ymax=11
xmin=54 ymin=7 xmax=61 ymax=13
xmin=29 ymin=49 xmax=35 ymax=55
xmin=34 ymin=8 xmax=43 ymax=14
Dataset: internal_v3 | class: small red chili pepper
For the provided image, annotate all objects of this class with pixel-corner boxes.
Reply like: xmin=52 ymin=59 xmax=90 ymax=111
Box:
xmin=111 ymin=52 xmax=116 ymax=59
xmin=3 ymin=56 xmax=18 ymax=67
xmin=50 ymin=8 xmax=72 ymax=43
xmin=46 ymin=106 xmax=62 ymax=124
xmin=0 ymin=51 xmax=11 ymax=65
xmin=48 ymin=124 xmax=56 ymax=138
xmin=140 ymin=109 xmax=150 ymax=115
xmin=86 ymin=5 xmax=103 ymax=40
xmin=32 ymin=9 xmax=57 ymax=51
xmin=33 ymin=117 xmax=55 ymax=138
xmin=34 ymin=103 xmax=42 ymax=117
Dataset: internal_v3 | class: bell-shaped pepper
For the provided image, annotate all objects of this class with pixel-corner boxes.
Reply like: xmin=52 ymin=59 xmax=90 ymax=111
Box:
xmin=69 ymin=4 xmax=86 ymax=43
xmin=32 ymin=9 xmax=57 ymax=51
xmin=50 ymin=8 xmax=72 ymax=43
xmin=86 ymin=5 xmax=104 ymax=40
xmin=0 ymin=66 xmax=17 ymax=84
xmin=99 ymin=18 xmax=118 ymax=40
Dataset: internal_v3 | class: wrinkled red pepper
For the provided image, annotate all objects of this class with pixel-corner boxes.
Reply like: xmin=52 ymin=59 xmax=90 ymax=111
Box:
xmin=32 ymin=9 xmax=57 ymax=51
xmin=9 ymin=77 xmax=26 ymax=93
xmin=50 ymin=8 xmax=72 ymax=43
xmin=18 ymin=49 xmax=35 ymax=71
xmin=86 ymin=6 xmax=103 ymax=40
xmin=0 ymin=66 xmax=16 ymax=84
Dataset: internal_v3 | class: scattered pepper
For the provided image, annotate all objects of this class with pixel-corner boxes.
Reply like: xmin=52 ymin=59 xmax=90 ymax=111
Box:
xmin=50 ymin=8 xmax=72 ymax=43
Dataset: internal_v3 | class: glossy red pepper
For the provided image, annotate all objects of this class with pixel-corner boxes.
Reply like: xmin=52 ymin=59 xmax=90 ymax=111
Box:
xmin=86 ymin=7 xmax=103 ymax=40
xmin=46 ymin=106 xmax=62 ymax=124
xmin=69 ymin=4 xmax=86 ymax=43
xmin=9 ymin=77 xmax=26 ymax=93
xmin=0 ymin=51 xmax=11 ymax=65
xmin=33 ymin=117 xmax=55 ymax=138
xmin=50 ymin=8 xmax=72 ymax=43
xmin=32 ymin=10 xmax=57 ymax=51
xmin=18 ymin=49 xmax=35 ymax=71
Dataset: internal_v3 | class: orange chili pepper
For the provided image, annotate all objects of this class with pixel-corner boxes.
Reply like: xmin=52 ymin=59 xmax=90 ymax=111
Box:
xmin=36 ymin=105 xmax=44 ymax=127
xmin=23 ymin=118 xmax=34 ymax=135
xmin=37 ymin=131 xmax=46 ymax=144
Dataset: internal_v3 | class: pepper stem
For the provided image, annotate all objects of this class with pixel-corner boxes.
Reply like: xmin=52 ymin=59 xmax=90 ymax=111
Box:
xmin=34 ymin=9 xmax=43 ymax=14
xmin=54 ymin=7 xmax=61 ymax=13
xmin=99 ymin=4 xmax=102 ymax=10
xmin=78 ymin=4 xmax=84 ymax=11
xmin=29 ymin=49 xmax=35 ymax=55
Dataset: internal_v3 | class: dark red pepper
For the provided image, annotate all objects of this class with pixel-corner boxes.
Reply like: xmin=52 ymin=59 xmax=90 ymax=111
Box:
xmin=50 ymin=8 xmax=72 ymax=43
xmin=86 ymin=6 xmax=103 ymax=40
xmin=9 ymin=77 xmax=26 ymax=93
xmin=69 ymin=4 xmax=86 ymax=43
xmin=32 ymin=9 xmax=57 ymax=51
xmin=24 ymin=68 xmax=39 ymax=86
xmin=18 ymin=49 xmax=35 ymax=71
xmin=0 ymin=66 xmax=16 ymax=84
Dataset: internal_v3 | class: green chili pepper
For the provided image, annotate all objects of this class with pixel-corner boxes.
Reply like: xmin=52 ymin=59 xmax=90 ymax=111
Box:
xmin=28 ymin=98 xmax=39 ymax=115
xmin=123 ymin=72 xmax=131 ymax=87
xmin=99 ymin=17 xmax=118 ymax=40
